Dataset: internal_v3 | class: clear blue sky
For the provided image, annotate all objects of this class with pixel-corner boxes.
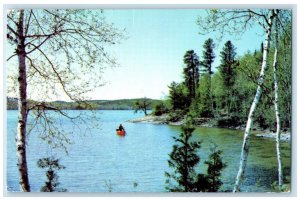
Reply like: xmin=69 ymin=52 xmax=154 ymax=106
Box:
xmin=6 ymin=9 xmax=264 ymax=101
xmin=88 ymin=9 xmax=264 ymax=100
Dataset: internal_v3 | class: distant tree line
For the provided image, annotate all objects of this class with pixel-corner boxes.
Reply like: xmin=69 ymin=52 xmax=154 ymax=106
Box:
xmin=7 ymin=97 xmax=162 ymax=111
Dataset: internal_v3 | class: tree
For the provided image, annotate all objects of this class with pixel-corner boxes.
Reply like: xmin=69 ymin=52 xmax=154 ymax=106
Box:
xmin=271 ymin=16 xmax=283 ymax=189
xmin=153 ymin=101 xmax=169 ymax=116
xmin=183 ymin=50 xmax=200 ymax=100
xmin=7 ymin=9 xmax=124 ymax=191
xmin=165 ymin=117 xmax=227 ymax=192
xmin=218 ymin=40 xmax=238 ymax=117
xmin=201 ymin=38 xmax=215 ymax=76
xmin=165 ymin=119 xmax=204 ymax=192
xmin=204 ymin=143 xmax=227 ymax=192
xmin=37 ymin=157 xmax=67 ymax=192
xmin=197 ymin=9 xmax=283 ymax=192
xmin=197 ymin=74 xmax=212 ymax=117
xmin=168 ymin=81 xmax=190 ymax=111
xmin=200 ymin=38 xmax=215 ymax=117
xmin=133 ymin=98 xmax=151 ymax=116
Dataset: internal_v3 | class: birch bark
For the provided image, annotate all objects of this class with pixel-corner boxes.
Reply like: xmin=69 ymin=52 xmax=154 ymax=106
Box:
xmin=272 ymin=15 xmax=284 ymax=189
xmin=16 ymin=10 xmax=30 ymax=192
xmin=233 ymin=10 xmax=277 ymax=192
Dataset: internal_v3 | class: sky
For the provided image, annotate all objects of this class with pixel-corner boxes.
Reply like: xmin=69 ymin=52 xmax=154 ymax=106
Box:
xmin=87 ymin=9 xmax=264 ymax=100
xmin=5 ymin=9 xmax=265 ymax=101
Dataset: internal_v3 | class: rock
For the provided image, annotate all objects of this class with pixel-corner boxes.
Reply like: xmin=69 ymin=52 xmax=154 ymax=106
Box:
xmin=255 ymin=132 xmax=290 ymax=142
xmin=127 ymin=114 xmax=169 ymax=124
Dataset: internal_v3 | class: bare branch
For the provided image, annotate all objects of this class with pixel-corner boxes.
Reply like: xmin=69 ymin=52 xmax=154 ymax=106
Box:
xmin=26 ymin=35 xmax=52 ymax=54
xmin=7 ymin=14 xmax=18 ymax=26
xmin=27 ymin=42 xmax=74 ymax=100
xmin=249 ymin=13 xmax=267 ymax=31
xmin=25 ymin=55 xmax=49 ymax=78
xmin=31 ymin=10 xmax=46 ymax=35
xmin=247 ymin=9 xmax=269 ymax=24
xmin=24 ymin=10 xmax=33 ymax=37
xmin=7 ymin=53 xmax=17 ymax=61
xmin=7 ymin=24 xmax=19 ymax=37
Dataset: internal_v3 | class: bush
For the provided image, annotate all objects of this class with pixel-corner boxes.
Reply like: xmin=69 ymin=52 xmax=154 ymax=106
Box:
xmin=153 ymin=102 xmax=169 ymax=116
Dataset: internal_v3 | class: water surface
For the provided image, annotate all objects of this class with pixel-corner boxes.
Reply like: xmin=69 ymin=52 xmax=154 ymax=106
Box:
xmin=6 ymin=110 xmax=291 ymax=192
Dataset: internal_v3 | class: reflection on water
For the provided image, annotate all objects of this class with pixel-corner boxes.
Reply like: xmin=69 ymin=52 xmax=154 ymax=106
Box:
xmin=6 ymin=110 xmax=291 ymax=192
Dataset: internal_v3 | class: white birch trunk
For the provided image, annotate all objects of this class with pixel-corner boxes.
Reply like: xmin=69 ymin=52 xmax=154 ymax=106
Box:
xmin=233 ymin=10 xmax=277 ymax=192
xmin=272 ymin=15 xmax=284 ymax=189
xmin=16 ymin=10 xmax=30 ymax=192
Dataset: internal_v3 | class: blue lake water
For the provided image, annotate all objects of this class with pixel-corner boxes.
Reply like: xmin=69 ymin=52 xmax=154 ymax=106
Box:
xmin=6 ymin=110 xmax=291 ymax=192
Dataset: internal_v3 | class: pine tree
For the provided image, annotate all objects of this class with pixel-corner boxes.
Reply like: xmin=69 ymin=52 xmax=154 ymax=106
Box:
xmin=219 ymin=41 xmax=238 ymax=117
xmin=168 ymin=82 xmax=190 ymax=111
xmin=201 ymin=38 xmax=215 ymax=76
xmin=165 ymin=119 xmax=204 ymax=192
xmin=183 ymin=50 xmax=200 ymax=101
xmin=165 ymin=118 xmax=227 ymax=192
xmin=200 ymin=38 xmax=215 ymax=117
xmin=204 ymin=143 xmax=227 ymax=192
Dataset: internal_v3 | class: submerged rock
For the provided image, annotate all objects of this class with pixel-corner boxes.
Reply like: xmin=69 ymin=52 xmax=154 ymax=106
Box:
xmin=255 ymin=132 xmax=290 ymax=142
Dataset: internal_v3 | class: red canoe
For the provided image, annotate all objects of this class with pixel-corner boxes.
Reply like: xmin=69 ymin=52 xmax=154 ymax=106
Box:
xmin=116 ymin=130 xmax=126 ymax=136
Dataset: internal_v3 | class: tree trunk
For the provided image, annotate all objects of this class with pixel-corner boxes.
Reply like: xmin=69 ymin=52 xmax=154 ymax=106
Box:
xmin=272 ymin=15 xmax=284 ymax=189
xmin=16 ymin=10 xmax=30 ymax=192
xmin=233 ymin=10 xmax=277 ymax=192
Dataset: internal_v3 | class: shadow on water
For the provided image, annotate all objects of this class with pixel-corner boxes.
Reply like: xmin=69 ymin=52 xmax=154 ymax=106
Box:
xmin=241 ymin=165 xmax=291 ymax=192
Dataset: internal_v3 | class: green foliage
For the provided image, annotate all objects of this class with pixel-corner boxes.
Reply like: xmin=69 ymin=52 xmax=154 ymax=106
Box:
xmin=153 ymin=101 xmax=169 ymax=116
xmin=165 ymin=120 xmax=204 ymax=192
xmin=165 ymin=19 xmax=291 ymax=131
xmin=218 ymin=40 xmax=238 ymax=117
xmin=6 ymin=98 xmax=162 ymax=111
xmin=198 ymin=74 xmax=213 ymax=117
xmin=198 ymin=38 xmax=216 ymax=118
xmin=133 ymin=98 xmax=152 ymax=116
xmin=183 ymin=50 xmax=200 ymax=100
xmin=37 ymin=157 xmax=67 ymax=192
xmin=168 ymin=82 xmax=190 ymax=112
xmin=201 ymin=38 xmax=215 ymax=75
xmin=204 ymin=143 xmax=227 ymax=192
xmin=165 ymin=119 xmax=227 ymax=192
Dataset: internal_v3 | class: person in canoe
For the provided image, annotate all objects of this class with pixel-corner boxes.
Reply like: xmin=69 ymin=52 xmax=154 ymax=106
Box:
xmin=118 ymin=124 xmax=124 ymax=131
xmin=116 ymin=124 xmax=126 ymax=136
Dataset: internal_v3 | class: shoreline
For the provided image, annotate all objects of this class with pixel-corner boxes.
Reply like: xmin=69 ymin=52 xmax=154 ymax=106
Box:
xmin=127 ymin=114 xmax=291 ymax=142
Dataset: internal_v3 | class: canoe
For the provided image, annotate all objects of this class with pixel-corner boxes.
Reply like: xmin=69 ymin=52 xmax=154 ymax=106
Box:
xmin=116 ymin=130 xmax=126 ymax=136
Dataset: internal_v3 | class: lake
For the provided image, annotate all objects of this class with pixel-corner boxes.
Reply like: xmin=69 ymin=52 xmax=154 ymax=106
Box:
xmin=6 ymin=110 xmax=291 ymax=192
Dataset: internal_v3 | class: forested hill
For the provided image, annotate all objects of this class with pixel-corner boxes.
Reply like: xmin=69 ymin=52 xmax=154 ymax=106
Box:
xmin=6 ymin=97 xmax=162 ymax=110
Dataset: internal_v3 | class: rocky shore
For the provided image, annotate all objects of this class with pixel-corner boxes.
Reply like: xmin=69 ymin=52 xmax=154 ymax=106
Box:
xmin=127 ymin=114 xmax=291 ymax=142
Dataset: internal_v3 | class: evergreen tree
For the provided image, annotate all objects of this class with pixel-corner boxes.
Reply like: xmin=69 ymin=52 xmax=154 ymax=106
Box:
xmin=201 ymin=38 xmax=215 ymax=76
xmin=37 ymin=157 xmax=67 ymax=192
xmin=219 ymin=41 xmax=238 ymax=117
xmin=200 ymin=38 xmax=215 ymax=117
xmin=183 ymin=50 xmax=200 ymax=100
xmin=165 ymin=118 xmax=227 ymax=192
xmin=204 ymin=143 xmax=227 ymax=192
xmin=168 ymin=82 xmax=190 ymax=111
xmin=165 ymin=119 xmax=204 ymax=192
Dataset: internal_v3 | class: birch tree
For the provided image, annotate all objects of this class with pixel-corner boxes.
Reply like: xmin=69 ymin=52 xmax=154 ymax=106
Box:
xmin=7 ymin=9 xmax=124 ymax=192
xmin=272 ymin=15 xmax=283 ymax=190
xmin=198 ymin=9 xmax=278 ymax=192
xmin=233 ymin=10 xmax=277 ymax=192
